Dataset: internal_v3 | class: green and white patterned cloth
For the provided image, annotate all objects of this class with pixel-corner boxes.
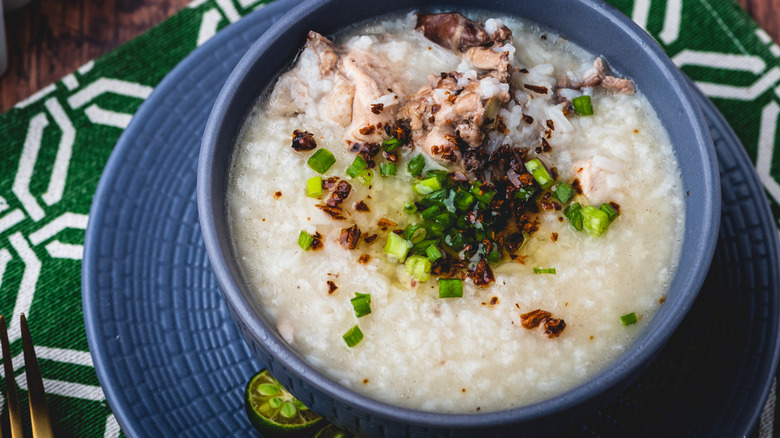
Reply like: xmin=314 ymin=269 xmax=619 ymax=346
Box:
xmin=0 ymin=0 xmax=778 ymax=436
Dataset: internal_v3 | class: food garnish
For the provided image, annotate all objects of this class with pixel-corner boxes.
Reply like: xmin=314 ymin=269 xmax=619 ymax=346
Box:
xmin=342 ymin=325 xmax=364 ymax=347
xmin=244 ymin=369 xmax=323 ymax=437
xmin=620 ymin=312 xmax=638 ymax=326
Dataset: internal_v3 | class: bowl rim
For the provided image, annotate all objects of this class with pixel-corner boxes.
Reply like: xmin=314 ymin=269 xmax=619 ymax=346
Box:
xmin=198 ymin=0 xmax=720 ymax=429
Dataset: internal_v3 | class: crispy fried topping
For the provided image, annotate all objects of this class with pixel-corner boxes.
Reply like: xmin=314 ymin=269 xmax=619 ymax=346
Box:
xmin=520 ymin=309 xmax=566 ymax=338
xmin=339 ymin=225 xmax=361 ymax=250
xmin=354 ymin=200 xmax=370 ymax=212
xmin=326 ymin=180 xmax=352 ymax=207
xmin=291 ymin=130 xmax=317 ymax=151
xmin=327 ymin=280 xmax=338 ymax=294
xmin=377 ymin=218 xmax=397 ymax=230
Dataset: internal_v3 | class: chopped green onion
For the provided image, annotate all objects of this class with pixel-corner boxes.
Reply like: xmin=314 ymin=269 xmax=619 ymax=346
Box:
xmin=356 ymin=169 xmax=374 ymax=186
xmin=412 ymin=239 xmax=439 ymax=253
xmin=470 ymin=182 xmax=496 ymax=205
xmin=403 ymin=202 xmax=417 ymax=214
xmin=514 ymin=187 xmax=537 ymax=201
xmin=407 ymin=154 xmax=425 ymax=176
xmin=564 ymin=203 xmax=584 ymax=231
xmin=298 ymin=231 xmax=314 ymax=251
xmin=533 ymin=267 xmax=556 ymax=274
xmin=552 ymin=182 xmax=575 ymax=204
xmin=432 ymin=212 xmax=455 ymax=228
xmin=454 ymin=191 xmax=476 ymax=211
xmin=582 ymin=205 xmax=610 ymax=237
xmin=420 ymin=189 xmax=448 ymax=207
xmin=424 ymin=170 xmax=450 ymax=187
xmin=350 ymin=293 xmax=372 ymax=318
xmin=380 ymin=162 xmax=397 ymax=177
xmin=384 ymin=232 xmax=411 ymax=263
xmin=573 ymin=95 xmax=594 ymax=116
xmin=306 ymin=176 xmax=323 ymax=198
xmin=422 ymin=222 xmax=445 ymax=238
xmin=405 ymin=255 xmax=432 ymax=282
xmin=486 ymin=247 xmax=500 ymax=264
xmin=524 ymin=158 xmax=554 ymax=189
xmin=307 ymin=148 xmax=336 ymax=174
xmin=600 ymin=203 xmax=620 ymax=222
xmin=438 ymin=278 xmax=463 ymax=298
xmin=413 ymin=176 xmax=443 ymax=195
xmin=403 ymin=224 xmax=427 ymax=244
xmin=420 ymin=205 xmax=441 ymax=220
xmin=620 ymin=312 xmax=638 ymax=326
xmin=382 ymin=137 xmax=400 ymax=152
xmin=426 ymin=245 xmax=443 ymax=262
xmin=346 ymin=155 xmax=368 ymax=178
xmin=343 ymin=325 xmax=364 ymax=347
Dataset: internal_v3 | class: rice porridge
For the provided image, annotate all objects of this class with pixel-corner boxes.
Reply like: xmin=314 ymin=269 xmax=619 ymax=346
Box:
xmin=227 ymin=11 xmax=684 ymax=413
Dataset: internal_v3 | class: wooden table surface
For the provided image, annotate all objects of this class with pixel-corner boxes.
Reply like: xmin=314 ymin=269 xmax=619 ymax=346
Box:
xmin=0 ymin=0 xmax=778 ymax=113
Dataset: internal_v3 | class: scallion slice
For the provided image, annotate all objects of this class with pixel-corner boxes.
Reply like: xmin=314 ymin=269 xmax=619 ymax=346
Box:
xmin=413 ymin=177 xmax=443 ymax=195
xmin=346 ymin=156 xmax=368 ymax=178
xmin=524 ymin=158 xmax=554 ymax=189
xmin=384 ymin=232 xmax=411 ymax=263
xmin=403 ymin=202 xmax=417 ymax=214
xmin=573 ymin=95 xmax=594 ymax=116
xmin=407 ymin=154 xmax=425 ymax=176
xmin=420 ymin=205 xmax=441 ymax=220
xmin=405 ymin=255 xmax=432 ymax=282
xmin=343 ymin=325 xmax=364 ymax=347
xmin=306 ymin=176 xmax=323 ymax=198
xmin=298 ymin=231 xmax=314 ymax=251
xmin=620 ymin=312 xmax=638 ymax=326
xmin=564 ymin=203 xmax=584 ymax=231
xmin=600 ymin=203 xmax=620 ymax=222
xmin=380 ymin=162 xmax=397 ymax=177
xmin=426 ymin=245 xmax=443 ymax=262
xmin=356 ymin=169 xmax=374 ymax=186
xmin=514 ymin=187 xmax=537 ymax=201
xmin=533 ymin=267 xmax=556 ymax=274
xmin=438 ymin=278 xmax=463 ymax=298
xmin=454 ymin=191 xmax=476 ymax=211
xmin=382 ymin=137 xmax=400 ymax=152
xmin=470 ymin=182 xmax=496 ymax=205
xmin=552 ymin=182 xmax=575 ymax=204
xmin=350 ymin=293 xmax=372 ymax=318
xmin=582 ymin=205 xmax=610 ymax=237
xmin=307 ymin=148 xmax=336 ymax=174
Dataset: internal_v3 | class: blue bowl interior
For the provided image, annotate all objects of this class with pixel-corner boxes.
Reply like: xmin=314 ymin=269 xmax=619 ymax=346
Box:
xmin=199 ymin=0 xmax=720 ymax=433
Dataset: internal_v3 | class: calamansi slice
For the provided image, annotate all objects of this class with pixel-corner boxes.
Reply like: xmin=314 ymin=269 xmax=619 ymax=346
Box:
xmin=245 ymin=369 xmax=323 ymax=437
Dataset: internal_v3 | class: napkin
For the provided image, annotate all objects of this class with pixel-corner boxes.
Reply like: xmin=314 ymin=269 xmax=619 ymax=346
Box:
xmin=0 ymin=0 xmax=777 ymax=436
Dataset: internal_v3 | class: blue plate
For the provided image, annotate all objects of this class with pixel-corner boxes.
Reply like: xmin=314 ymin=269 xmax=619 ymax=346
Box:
xmin=82 ymin=2 xmax=780 ymax=436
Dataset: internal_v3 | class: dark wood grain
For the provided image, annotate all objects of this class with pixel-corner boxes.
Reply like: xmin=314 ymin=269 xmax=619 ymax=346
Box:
xmin=0 ymin=0 xmax=189 ymax=112
xmin=737 ymin=0 xmax=780 ymax=47
xmin=1 ymin=0 xmax=779 ymax=113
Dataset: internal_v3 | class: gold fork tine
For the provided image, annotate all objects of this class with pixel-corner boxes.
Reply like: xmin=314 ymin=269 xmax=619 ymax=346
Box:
xmin=1 ymin=315 xmax=23 ymax=438
xmin=20 ymin=314 xmax=53 ymax=438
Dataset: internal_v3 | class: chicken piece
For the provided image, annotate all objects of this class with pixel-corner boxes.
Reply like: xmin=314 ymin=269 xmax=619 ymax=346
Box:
xmin=575 ymin=156 xmax=623 ymax=203
xmin=342 ymin=49 xmax=405 ymax=144
xmin=398 ymin=71 xmax=509 ymax=167
xmin=319 ymin=75 xmax=355 ymax=127
xmin=268 ymin=31 xmax=355 ymax=125
xmin=578 ymin=57 xmax=635 ymax=94
xmin=466 ymin=47 xmax=511 ymax=81
xmin=415 ymin=12 xmax=511 ymax=52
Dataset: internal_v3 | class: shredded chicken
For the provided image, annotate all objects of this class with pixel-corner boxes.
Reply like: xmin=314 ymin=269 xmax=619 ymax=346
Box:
xmin=559 ymin=57 xmax=635 ymax=95
xmin=397 ymin=13 xmax=516 ymax=168
xmin=268 ymin=31 xmax=405 ymax=144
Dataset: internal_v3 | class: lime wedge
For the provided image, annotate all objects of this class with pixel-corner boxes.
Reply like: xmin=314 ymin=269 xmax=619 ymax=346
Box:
xmin=245 ymin=369 xmax=323 ymax=437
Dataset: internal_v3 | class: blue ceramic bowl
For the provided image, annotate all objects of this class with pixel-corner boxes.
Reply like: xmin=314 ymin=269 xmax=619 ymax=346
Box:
xmin=198 ymin=0 xmax=720 ymax=435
